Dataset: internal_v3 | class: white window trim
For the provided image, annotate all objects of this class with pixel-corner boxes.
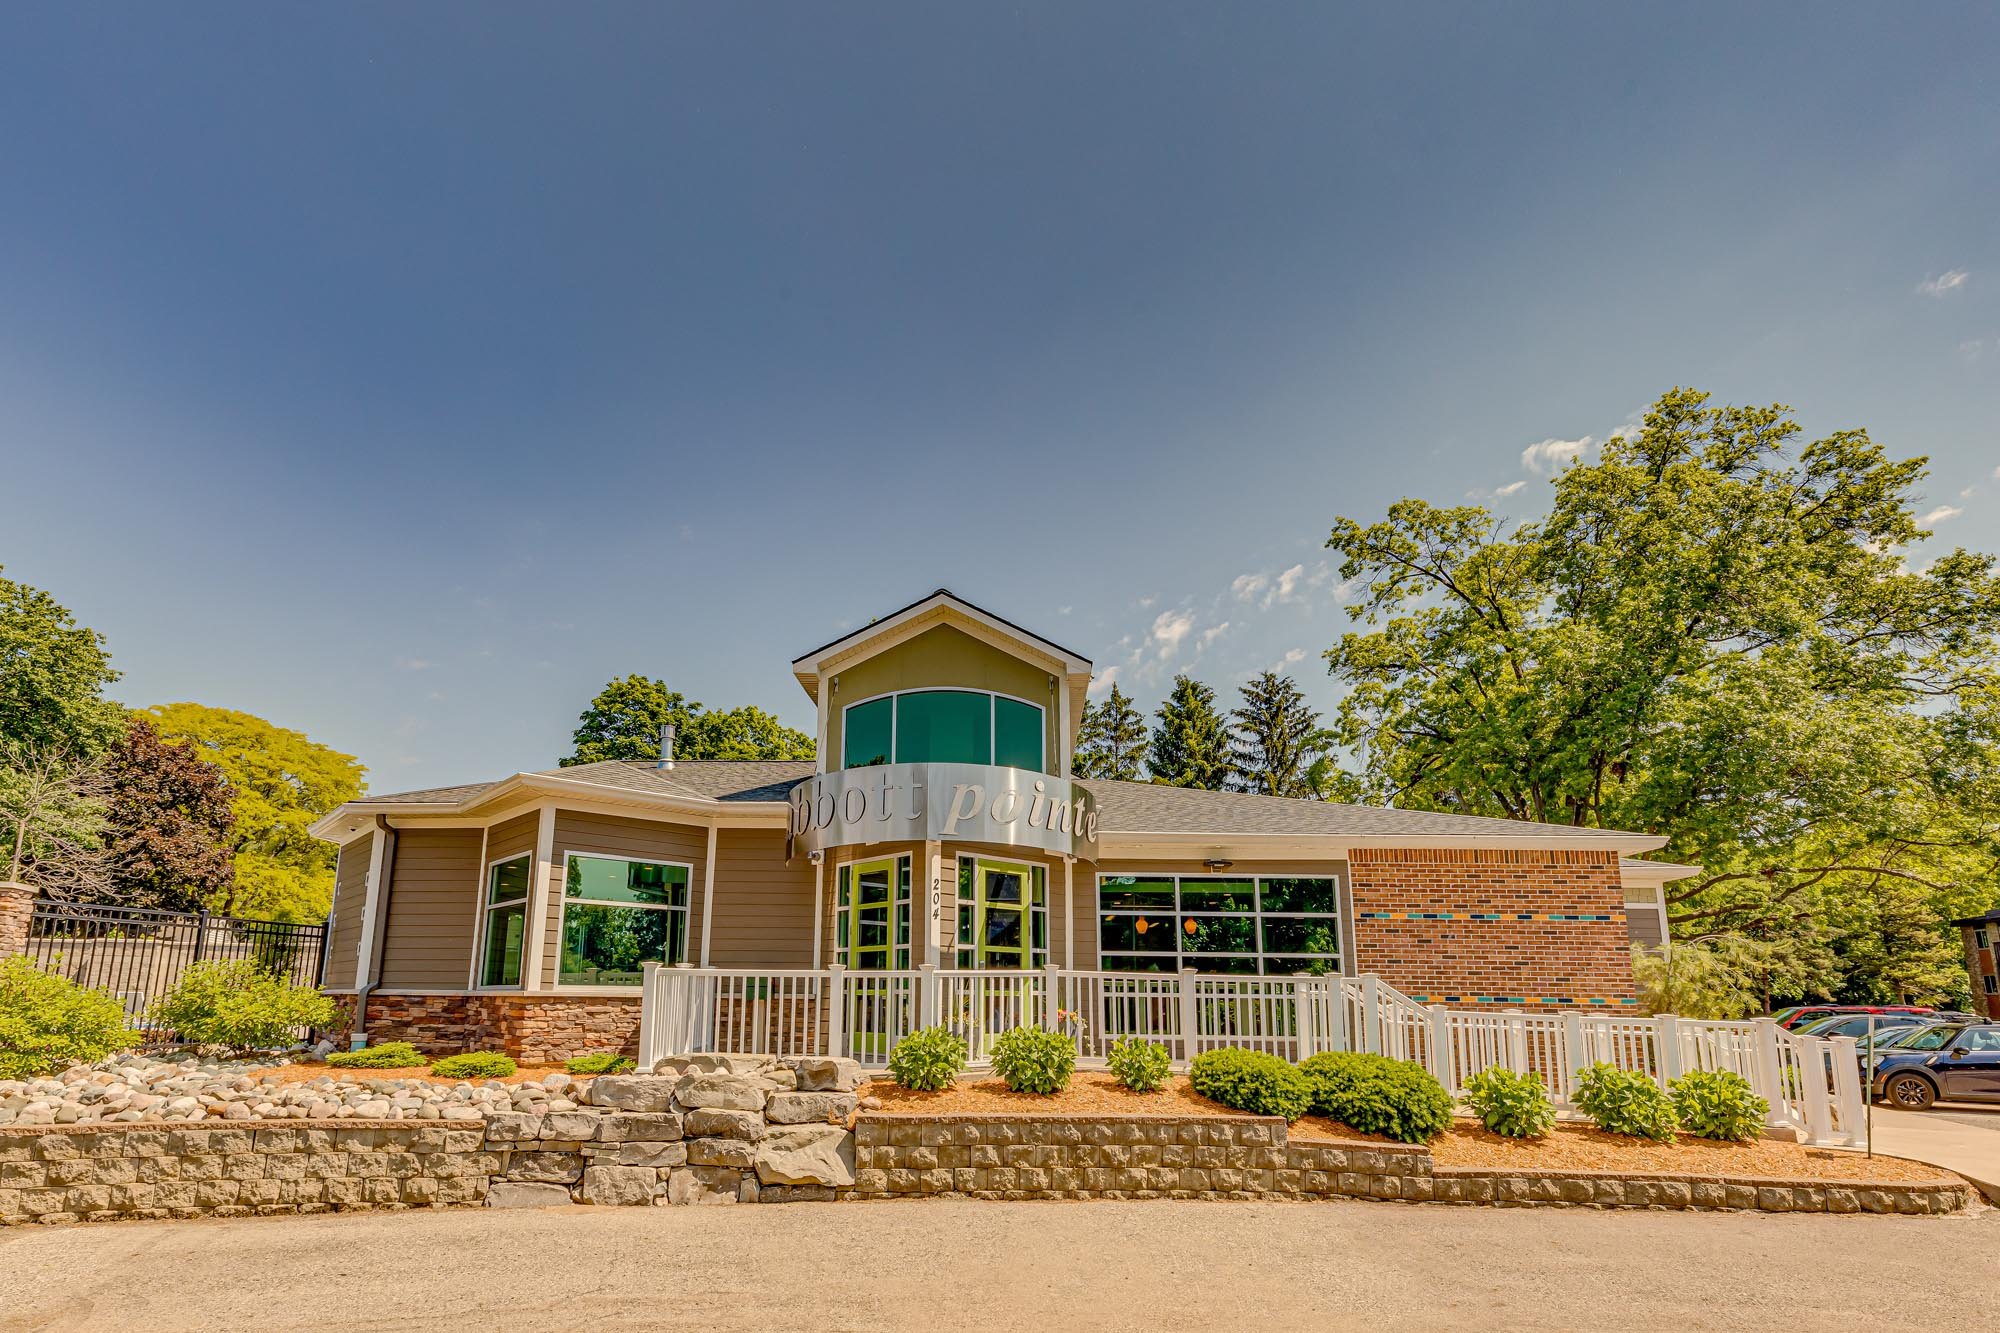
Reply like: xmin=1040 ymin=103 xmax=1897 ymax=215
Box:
xmin=1094 ymin=873 xmax=1346 ymax=976
xmin=831 ymin=853 xmax=914 ymax=970
xmin=553 ymin=850 xmax=695 ymax=991
xmin=840 ymin=687 xmax=1047 ymax=771
xmin=473 ymin=852 xmax=534 ymax=991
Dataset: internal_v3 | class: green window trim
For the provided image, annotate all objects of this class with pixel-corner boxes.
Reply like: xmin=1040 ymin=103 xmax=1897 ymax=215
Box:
xmin=478 ymin=854 xmax=533 ymax=989
xmin=556 ymin=853 xmax=692 ymax=987
xmin=1096 ymin=874 xmax=1344 ymax=976
xmin=834 ymin=855 xmax=913 ymax=971
xmin=956 ymin=855 xmax=1049 ymax=971
xmin=841 ymin=688 xmax=1047 ymax=772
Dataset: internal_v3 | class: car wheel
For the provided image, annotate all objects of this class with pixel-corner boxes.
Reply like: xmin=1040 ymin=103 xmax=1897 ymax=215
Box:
xmin=1885 ymin=1073 xmax=1936 ymax=1109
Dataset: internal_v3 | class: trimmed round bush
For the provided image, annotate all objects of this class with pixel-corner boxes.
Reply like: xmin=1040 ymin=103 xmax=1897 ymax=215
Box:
xmin=989 ymin=1025 xmax=1076 ymax=1094
xmin=1668 ymin=1069 xmax=1769 ymax=1142
xmin=1461 ymin=1065 xmax=1557 ymax=1139
xmin=887 ymin=1025 xmax=968 ymax=1091
xmin=0 ymin=955 xmax=139 ymax=1078
xmin=566 ymin=1051 xmax=636 ymax=1075
xmin=430 ymin=1051 xmax=517 ymax=1079
xmin=146 ymin=959 xmax=338 ymax=1051
xmin=1106 ymin=1036 xmax=1172 ymax=1093
xmin=326 ymin=1041 xmax=428 ymax=1069
xmin=1298 ymin=1051 xmax=1453 ymax=1143
xmin=1188 ymin=1047 xmax=1312 ymax=1121
xmin=1572 ymin=1062 xmax=1678 ymax=1141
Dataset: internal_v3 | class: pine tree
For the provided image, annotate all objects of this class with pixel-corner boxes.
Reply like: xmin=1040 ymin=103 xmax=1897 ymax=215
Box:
xmin=1147 ymin=675 xmax=1232 ymax=789
xmin=1230 ymin=671 xmax=1333 ymax=798
xmin=1074 ymin=685 xmax=1148 ymax=780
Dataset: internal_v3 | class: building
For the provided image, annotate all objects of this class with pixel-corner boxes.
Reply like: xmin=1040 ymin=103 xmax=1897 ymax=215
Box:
xmin=309 ymin=590 xmax=1692 ymax=1060
xmin=1954 ymin=908 xmax=2000 ymax=1019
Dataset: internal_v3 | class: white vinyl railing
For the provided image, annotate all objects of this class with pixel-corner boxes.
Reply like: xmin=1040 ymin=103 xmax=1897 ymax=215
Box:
xmin=638 ymin=963 xmax=1866 ymax=1146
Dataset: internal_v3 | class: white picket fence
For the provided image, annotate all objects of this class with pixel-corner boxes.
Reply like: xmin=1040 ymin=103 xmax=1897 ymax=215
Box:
xmin=637 ymin=963 xmax=1866 ymax=1147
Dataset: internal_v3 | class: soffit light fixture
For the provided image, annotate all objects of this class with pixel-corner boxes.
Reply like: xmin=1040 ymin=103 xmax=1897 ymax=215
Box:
xmin=1204 ymin=859 xmax=1233 ymax=871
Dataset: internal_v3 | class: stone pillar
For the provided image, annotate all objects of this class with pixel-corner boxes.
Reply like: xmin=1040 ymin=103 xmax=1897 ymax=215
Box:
xmin=0 ymin=881 xmax=36 ymax=962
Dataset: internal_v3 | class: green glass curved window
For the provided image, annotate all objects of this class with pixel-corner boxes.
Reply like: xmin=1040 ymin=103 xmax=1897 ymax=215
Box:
xmin=842 ymin=689 xmax=1046 ymax=771
xmin=894 ymin=689 xmax=990 ymax=765
xmin=843 ymin=696 xmax=894 ymax=767
xmin=994 ymin=697 xmax=1043 ymax=770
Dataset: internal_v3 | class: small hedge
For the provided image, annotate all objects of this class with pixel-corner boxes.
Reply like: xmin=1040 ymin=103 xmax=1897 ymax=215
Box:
xmin=1668 ymin=1069 xmax=1768 ymax=1142
xmin=1298 ymin=1051 xmax=1453 ymax=1143
xmin=1461 ymin=1066 xmax=1556 ymax=1139
xmin=1106 ymin=1036 xmax=1172 ymax=1093
xmin=989 ymin=1025 xmax=1076 ymax=1094
xmin=0 ymin=955 xmax=138 ymax=1079
xmin=1188 ymin=1047 xmax=1312 ymax=1122
xmin=1572 ymin=1062 xmax=1678 ymax=1141
xmin=887 ymin=1025 xmax=968 ymax=1091
xmin=325 ymin=1041 xmax=427 ymax=1070
xmin=566 ymin=1051 xmax=636 ymax=1075
xmin=430 ymin=1051 xmax=517 ymax=1079
xmin=146 ymin=959 xmax=338 ymax=1051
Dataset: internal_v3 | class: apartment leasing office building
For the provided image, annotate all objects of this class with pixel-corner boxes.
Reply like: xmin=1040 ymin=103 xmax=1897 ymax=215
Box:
xmin=312 ymin=591 xmax=1688 ymax=1060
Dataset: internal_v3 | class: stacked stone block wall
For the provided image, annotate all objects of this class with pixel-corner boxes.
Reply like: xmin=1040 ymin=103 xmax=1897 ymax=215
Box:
xmin=351 ymin=993 xmax=641 ymax=1064
xmin=0 ymin=884 xmax=34 ymax=962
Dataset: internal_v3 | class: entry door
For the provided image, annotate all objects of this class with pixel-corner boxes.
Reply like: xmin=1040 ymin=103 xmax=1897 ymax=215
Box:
xmin=971 ymin=859 xmax=1030 ymax=969
xmin=845 ymin=857 xmax=899 ymax=971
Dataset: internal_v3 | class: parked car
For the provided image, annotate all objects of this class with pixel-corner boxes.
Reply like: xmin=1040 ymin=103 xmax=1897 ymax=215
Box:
xmin=1797 ymin=1013 xmax=1932 ymax=1042
xmin=1871 ymin=1023 xmax=2000 ymax=1108
xmin=1772 ymin=1004 xmax=1937 ymax=1030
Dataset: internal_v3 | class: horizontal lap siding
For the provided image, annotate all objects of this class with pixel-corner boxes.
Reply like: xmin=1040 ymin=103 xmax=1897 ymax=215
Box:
xmin=323 ymin=835 xmax=373 ymax=991
xmin=545 ymin=810 xmax=709 ymax=987
xmin=708 ymin=829 xmax=814 ymax=966
xmin=378 ymin=828 xmax=484 ymax=989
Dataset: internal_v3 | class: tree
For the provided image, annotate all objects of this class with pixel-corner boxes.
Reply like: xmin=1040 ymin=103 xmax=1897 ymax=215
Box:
xmin=564 ymin=676 xmax=813 ymax=764
xmin=142 ymin=704 xmax=364 ymax=923
xmin=1147 ymin=675 xmax=1233 ymax=790
xmin=1229 ymin=671 xmax=1333 ymax=798
xmin=95 ymin=717 xmax=236 ymax=913
xmin=0 ymin=739 xmax=111 ymax=897
xmin=1074 ymin=685 xmax=1148 ymax=780
xmin=0 ymin=567 xmax=123 ymax=757
xmin=1324 ymin=387 xmax=2000 ymax=1003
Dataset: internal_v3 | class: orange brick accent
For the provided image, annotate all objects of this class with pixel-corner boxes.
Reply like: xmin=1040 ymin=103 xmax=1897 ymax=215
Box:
xmin=1347 ymin=848 xmax=1635 ymax=1011
xmin=349 ymin=994 xmax=641 ymax=1063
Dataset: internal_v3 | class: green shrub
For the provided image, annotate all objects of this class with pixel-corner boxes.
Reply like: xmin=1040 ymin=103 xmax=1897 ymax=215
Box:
xmin=325 ymin=1041 xmax=428 ymax=1069
xmin=0 ymin=955 xmax=139 ymax=1078
xmin=1298 ymin=1051 xmax=1453 ymax=1143
xmin=430 ymin=1051 xmax=517 ymax=1079
xmin=1572 ymin=1062 xmax=1678 ymax=1141
xmin=887 ymin=1025 xmax=968 ymax=1091
xmin=989 ymin=1025 xmax=1076 ymax=1094
xmin=1106 ymin=1036 xmax=1172 ymax=1093
xmin=146 ymin=959 xmax=338 ymax=1051
xmin=1668 ymin=1069 xmax=1769 ymax=1142
xmin=1461 ymin=1066 xmax=1557 ymax=1139
xmin=566 ymin=1051 xmax=636 ymax=1075
xmin=1188 ymin=1047 xmax=1312 ymax=1121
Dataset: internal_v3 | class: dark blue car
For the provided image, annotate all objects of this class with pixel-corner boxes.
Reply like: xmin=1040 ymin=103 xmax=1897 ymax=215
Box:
xmin=1872 ymin=1023 xmax=2000 ymax=1108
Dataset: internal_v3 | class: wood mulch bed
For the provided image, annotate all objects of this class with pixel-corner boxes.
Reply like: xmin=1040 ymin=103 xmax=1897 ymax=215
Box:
xmin=865 ymin=1072 xmax=1247 ymax=1118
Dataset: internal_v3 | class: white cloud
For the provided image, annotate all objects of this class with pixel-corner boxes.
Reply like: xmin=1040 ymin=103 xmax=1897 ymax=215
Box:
xmin=395 ymin=657 xmax=434 ymax=672
xmin=1920 ymin=505 xmax=1964 ymax=525
xmin=1495 ymin=479 xmax=1528 ymax=497
xmin=1058 ymin=606 xmax=1072 ymax=616
xmin=1138 ymin=594 xmax=1157 ymax=609
xmin=1088 ymin=666 xmax=1119 ymax=696
xmin=1992 ymin=465 xmax=2000 ymax=481
xmin=1918 ymin=270 xmax=1970 ymax=297
xmin=1521 ymin=436 xmax=1593 ymax=474
xmin=1198 ymin=622 xmax=1230 ymax=650
xmin=1148 ymin=608 xmax=1196 ymax=659
xmin=1273 ymin=564 xmax=1306 ymax=602
xmin=1279 ymin=647 xmax=1307 ymax=667
xmin=1230 ymin=572 xmax=1270 ymax=602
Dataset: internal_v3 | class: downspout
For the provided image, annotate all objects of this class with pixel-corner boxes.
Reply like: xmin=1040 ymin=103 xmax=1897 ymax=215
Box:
xmin=351 ymin=815 xmax=400 ymax=1049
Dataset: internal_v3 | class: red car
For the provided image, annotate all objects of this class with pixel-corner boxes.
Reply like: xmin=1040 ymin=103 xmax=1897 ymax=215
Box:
xmin=1771 ymin=1004 xmax=1937 ymax=1031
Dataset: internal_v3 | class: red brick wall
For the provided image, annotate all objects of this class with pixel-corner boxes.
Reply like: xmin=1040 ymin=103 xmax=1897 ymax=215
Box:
xmin=349 ymin=994 xmax=642 ymax=1063
xmin=1347 ymin=848 xmax=1635 ymax=1011
xmin=1962 ymin=928 xmax=1998 ymax=1021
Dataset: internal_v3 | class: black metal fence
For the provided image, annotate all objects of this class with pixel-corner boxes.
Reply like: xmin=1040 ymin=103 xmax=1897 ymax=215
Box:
xmin=25 ymin=901 xmax=328 ymax=1036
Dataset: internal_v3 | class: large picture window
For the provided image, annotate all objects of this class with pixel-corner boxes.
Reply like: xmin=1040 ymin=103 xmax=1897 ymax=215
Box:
xmin=558 ymin=853 xmax=690 ymax=987
xmin=841 ymin=689 xmax=1045 ymax=771
xmin=479 ymin=854 xmax=532 ymax=988
xmin=1097 ymin=874 xmax=1342 ymax=975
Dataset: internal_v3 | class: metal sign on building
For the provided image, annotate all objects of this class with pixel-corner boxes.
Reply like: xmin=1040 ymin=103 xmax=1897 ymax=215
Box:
xmin=788 ymin=761 xmax=1099 ymax=861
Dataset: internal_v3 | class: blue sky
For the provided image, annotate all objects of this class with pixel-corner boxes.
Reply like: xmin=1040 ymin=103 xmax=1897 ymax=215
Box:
xmin=4 ymin=3 xmax=1996 ymax=793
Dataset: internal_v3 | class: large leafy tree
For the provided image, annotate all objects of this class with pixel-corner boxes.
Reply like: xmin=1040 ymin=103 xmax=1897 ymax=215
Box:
xmin=1229 ymin=671 xmax=1333 ymax=798
xmin=564 ymin=675 xmax=812 ymax=764
xmin=0 ymin=739 xmax=111 ymax=895
xmin=95 ymin=717 xmax=237 ymax=912
xmin=143 ymin=704 xmax=365 ymax=923
xmin=1074 ymin=684 xmax=1148 ymax=781
xmin=1147 ymin=675 xmax=1233 ymax=790
xmin=1325 ymin=388 xmax=2000 ymax=1004
xmin=0 ymin=567 xmax=123 ymax=757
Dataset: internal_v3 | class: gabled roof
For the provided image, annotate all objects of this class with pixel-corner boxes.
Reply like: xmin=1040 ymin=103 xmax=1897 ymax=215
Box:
xmin=789 ymin=589 xmax=1093 ymax=703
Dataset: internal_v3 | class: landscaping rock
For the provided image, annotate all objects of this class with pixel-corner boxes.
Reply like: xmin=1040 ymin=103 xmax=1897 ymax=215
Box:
xmin=584 ymin=1077 xmax=679 ymax=1113
xmin=765 ymin=1092 xmax=856 ymax=1125
xmin=687 ymin=1137 xmax=758 ymax=1170
xmin=487 ymin=1181 xmax=573 ymax=1209
xmin=666 ymin=1165 xmax=745 ymax=1205
xmin=579 ymin=1165 xmax=661 ymax=1206
xmin=791 ymin=1058 xmax=867 ymax=1092
xmin=684 ymin=1108 xmax=763 ymax=1141
xmin=614 ymin=1142 xmax=688 ymax=1169
xmin=674 ymin=1075 xmax=770 ymax=1112
xmin=755 ymin=1125 xmax=856 ymax=1187
xmin=594 ymin=1112 xmax=684 ymax=1143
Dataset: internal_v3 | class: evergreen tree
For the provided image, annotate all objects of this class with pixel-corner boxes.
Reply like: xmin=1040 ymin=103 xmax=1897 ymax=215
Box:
xmin=1074 ymin=685 xmax=1148 ymax=781
xmin=1147 ymin=675 xmax=1232 ymax=789
xmin=1229 ymin=671 xmax=1333 ymax=798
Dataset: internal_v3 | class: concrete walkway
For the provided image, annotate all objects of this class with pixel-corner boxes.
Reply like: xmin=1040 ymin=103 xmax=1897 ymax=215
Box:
xmin=1 ymin=1199 xmax=1995 ymax=1332
xmin=1870 ymin=1104 xmax=2000 ymax=1202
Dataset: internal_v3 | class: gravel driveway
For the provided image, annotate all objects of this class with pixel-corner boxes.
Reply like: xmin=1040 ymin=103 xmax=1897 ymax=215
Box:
xmin=2 ymin=1198 xmax=1994 ymax=1331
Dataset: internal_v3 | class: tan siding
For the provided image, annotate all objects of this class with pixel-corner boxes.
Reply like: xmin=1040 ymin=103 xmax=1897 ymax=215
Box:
xmin=545 ymin=810 xmax=709 ymax=987
xmin=377 ymin=828 xmax=485 ymax=989
xmin=323 ymin=834 xmax=373 ymax=991
xmin=707 ymin=828 xmax=815 ymax=967
xmin=486 ymin=811 xmax=539 ymax=865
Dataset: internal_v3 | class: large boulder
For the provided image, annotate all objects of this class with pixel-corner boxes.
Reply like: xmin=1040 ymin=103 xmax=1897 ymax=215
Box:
xmin=585 ymin=1077 xmax=679 ymax=1112
xmin=791 ymin=1058 xmax=867 ymax=1092
xmin=674 ymin=1075 xmax=770 ymax=1112
xmin=687 ymin=1137 xmax=758 ymax=1169
xmin=755 ymin=1125 xmax=855 ymax=1187
xmin=594 ymin=1112 xmax=684 ymax=1143
xmin=666 ymin=1165 xmax=749 ymax=1205
xmin=684 ymin=1108 xmax=764 ymax=1141
xmin=579 ymin=1165 xmax=662 ymax=1206
xmin=764 ymin=1092 xmax=857 ymax=1125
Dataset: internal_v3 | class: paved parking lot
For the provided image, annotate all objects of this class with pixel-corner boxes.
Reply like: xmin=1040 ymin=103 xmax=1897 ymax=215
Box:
xmin=2 ymin=1198 xmax=1995 ymax=1332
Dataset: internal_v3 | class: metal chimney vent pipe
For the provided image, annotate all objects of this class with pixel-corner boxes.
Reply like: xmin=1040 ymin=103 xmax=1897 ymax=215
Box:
xmin=658 ymin=723 xmax=676 ymax=769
